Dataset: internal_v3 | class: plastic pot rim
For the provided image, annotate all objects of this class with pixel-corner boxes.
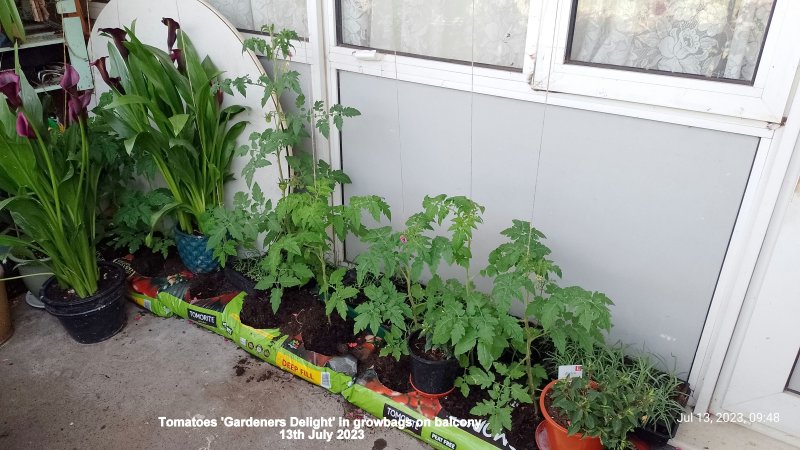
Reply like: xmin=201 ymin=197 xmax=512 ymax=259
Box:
xmin=39 ymin=261 xmax=125 ymax=310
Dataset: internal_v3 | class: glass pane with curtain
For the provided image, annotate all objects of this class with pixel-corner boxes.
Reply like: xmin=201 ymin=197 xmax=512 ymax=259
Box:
xmin=567 ymin=0 xmax=776 ymax=83
xmin=207 ymin=0 xmax=309 ymax=38
xmin=339 ymin=0 xmax=531 ymax=69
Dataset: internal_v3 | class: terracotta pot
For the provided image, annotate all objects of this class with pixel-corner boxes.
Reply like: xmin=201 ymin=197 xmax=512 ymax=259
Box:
xmin=539 ymin=379 xmax=603 ymax=450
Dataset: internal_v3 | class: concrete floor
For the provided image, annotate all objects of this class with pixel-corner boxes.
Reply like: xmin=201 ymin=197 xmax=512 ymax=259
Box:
xmin=0 ymin=296 xmax=427 ymax=450
xmin=3 ymin=295 xmax=798 ymax=450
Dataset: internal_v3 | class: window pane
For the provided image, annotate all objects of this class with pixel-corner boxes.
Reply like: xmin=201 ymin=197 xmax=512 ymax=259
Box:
xmin=207 ymin=0 xmax=309 ymax=37
xmin=339 ymin=0 xmax=531 ymax=69
xmin=567 ymin=0 xmax=776 ymax=83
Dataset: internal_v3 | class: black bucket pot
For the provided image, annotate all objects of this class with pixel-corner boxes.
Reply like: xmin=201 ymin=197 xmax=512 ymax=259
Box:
xmin=40 ymin=262 xmax=127 ymax=344
xmin=408 ymin=331 xmax=461 ymax=397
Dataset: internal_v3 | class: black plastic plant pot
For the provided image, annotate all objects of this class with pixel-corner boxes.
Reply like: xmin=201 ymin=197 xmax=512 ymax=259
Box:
xmin=408 ymin=332 xmax=461 ymax=397
xmin=39 ymin=262 xmax=127 ymax=344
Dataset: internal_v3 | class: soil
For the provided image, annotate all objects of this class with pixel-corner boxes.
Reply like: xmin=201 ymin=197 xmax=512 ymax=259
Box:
xmin=239 ymin=286 xmax=362 ymax=356
xmin=239 ymin=287 xmax=317 ymax=334
xmin=129 ymin=247 xmax=185 ymax=278
xmin=409 ymin=333 xmax=450 ymax=362
xmin=43 ymin=263 xmax=125 ymax=303
xmin=373 ymin=355 xmax=412 ymax=393
xmin=297 ymin=301 xmax=363 ymax=356
xmin=97 ymin=239 xmax=131 ymax=262
xmin=440 ymin=387 xmax=541 ymax=450
xmin=239 ymin=291 xmax=282 ymax=329
xmin=188 ymin=270 xmax=238 ymax=299
xmin=507 ymin=402 xmax=540 ymax=450
xmin=543 ymin=387 xmax=570 ymax=429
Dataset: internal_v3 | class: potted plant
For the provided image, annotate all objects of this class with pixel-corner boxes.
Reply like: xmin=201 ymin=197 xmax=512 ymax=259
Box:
xmin=460 ymin=220 xmax=613 ymax=435
xmin=354 ymin=195 xmax=515 ymax=397
xmin=93 ymin=19 xmax=246 ymax=273
xmin=0 ymin=61 xmax=127 ymax=344
xmin=541 ymin=343 xmax=685 ymax=450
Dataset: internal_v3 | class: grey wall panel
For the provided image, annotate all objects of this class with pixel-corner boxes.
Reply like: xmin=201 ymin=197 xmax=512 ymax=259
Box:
xmin=394 ymin=81 xmax=473 ymax=218
xmin=339 ymin=73 xmax=403 ymax=259
xmin=338 ymin=71 xmax=758 ymax=375
xmin=470 ymin=94 xmax=546 ymax=293
xmin=534 ymin=106 xmax=757 ymax=376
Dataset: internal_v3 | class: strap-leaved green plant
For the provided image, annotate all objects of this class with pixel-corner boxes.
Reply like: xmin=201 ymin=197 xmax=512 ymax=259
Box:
xmin=0 ymin=57 xmax=112 ymax=297
xmin=93 ymin=20 xmax=246 ymax=235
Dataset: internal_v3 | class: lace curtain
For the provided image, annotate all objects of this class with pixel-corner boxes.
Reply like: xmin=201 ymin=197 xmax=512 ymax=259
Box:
xmin=569 ymin=0 xmax=775 ymax=82
xmin=207 ymin=0 xmax=309 ymax=37
xmin=340 ymin=0 xmax=530 ymax=69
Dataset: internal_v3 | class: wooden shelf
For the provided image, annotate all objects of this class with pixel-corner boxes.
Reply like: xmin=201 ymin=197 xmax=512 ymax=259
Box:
xmin=34 ymin=84 xmax=61 ymax=93
xmin=0 ymin=31 xmax=65 ymax=53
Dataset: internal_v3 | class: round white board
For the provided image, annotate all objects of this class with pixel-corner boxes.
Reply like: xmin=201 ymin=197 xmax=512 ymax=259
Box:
xmin=88 ymin=0 xmax=282 ymax=210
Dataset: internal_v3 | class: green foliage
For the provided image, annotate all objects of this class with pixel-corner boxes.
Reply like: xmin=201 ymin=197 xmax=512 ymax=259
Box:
xmin=353 ymin=278 xmax=411 ymax=358
xmin=354 ymin=278 xmax=410 ymax=335
xmin=549 ymin=344 xmax=685 ymax=450
xmin=483 ymin=220 xmax=612 ymax=420
xmin=205 ymin=27 xmax=365 ymax=276
xmin=95 ymin=23 xmax=246 ymax=235
xmin=110 ymin=189 xmax=175 ymax=257
xmin=530 ymin=285 xmax=613 ymax=355
xmin=0 ymin=0 xmax=25 ymax=42
xmin=0 ymin=58 xmax=110 ymax=297
xmin=462 ymin=362 xmax=538 ymax=435
xmin=422 ymin=277 xmax=519 ymax=370
xmin=354 ymin=194 xmax=519 ymax=373
xmin=255 ymin=154 xmax=389 ymax=315
xmin=217 ymin=29 xmax=361 ymax=200
xmin=200 ymin=185 xmax=270 ymax=266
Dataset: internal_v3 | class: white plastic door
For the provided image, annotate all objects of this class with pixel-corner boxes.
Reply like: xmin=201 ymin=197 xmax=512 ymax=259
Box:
xmin=718 ymin=176 xmax=800 ymax=443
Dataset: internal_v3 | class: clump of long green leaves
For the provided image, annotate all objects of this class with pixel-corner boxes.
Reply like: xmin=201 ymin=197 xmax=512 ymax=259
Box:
xmin=0 ymin=0 xmax=25 ymax=43
xmin=0 ymin=57 xmax=108 ymax=297
xmin=93 ymin=20 xmax=246 ymax=235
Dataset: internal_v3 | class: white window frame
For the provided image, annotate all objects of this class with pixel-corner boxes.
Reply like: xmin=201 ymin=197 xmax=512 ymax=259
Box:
xmin=533 ymin=0 xmax=800 ymax=123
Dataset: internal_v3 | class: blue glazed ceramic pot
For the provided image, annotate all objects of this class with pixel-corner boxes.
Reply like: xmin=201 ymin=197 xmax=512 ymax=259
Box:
xmin=174 ymin=227 xmax=219 ymax=274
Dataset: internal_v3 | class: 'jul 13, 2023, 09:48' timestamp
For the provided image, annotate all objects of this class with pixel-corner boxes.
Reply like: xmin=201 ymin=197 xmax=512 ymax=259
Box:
xmin=678 ymin=412 xmax=780 ymax=424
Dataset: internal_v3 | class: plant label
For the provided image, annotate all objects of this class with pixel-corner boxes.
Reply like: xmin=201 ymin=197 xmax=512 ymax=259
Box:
xmin=558 ymin=365 xmax=584 ymax=379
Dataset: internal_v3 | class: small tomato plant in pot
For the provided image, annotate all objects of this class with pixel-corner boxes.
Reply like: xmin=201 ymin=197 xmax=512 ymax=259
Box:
xmin=468 ymin=220 xmax=612 ymax=436
xmin=353 ymin=195 xmax=455 ymax=361
xmin=355 ymin=195 xmax=518 ymax=397
xmin=93 ymin=19 xmax=246 ymax=273
xmin=0 ymin=60 xmax=128 ymax=343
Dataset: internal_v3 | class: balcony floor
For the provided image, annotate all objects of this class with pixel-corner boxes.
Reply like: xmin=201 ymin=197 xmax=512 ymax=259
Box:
xmin=0 ymin=297 xmax=426 ymax=449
